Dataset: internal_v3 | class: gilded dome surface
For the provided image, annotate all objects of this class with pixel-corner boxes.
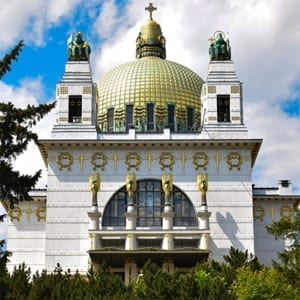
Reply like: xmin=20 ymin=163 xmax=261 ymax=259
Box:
xmin=97 ymin=8 xmax=203 ymax=133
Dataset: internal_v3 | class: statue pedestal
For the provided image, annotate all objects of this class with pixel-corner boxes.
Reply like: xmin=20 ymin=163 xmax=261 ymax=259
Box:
xmin=125 ymin=233 xmax=137 ymax=250
xmin=87 ymin=205 xmax=101 ymax=230
xmin=125 ymin=205 xmax=137 ymax=230
xmin=162 ymin=205 xmax=174 ymax=230
xmin=199 ymin=233 xmax=210 ymax=250
xmin=197 ymin=206 xmax=211 ymax=230
xmin=162 ymin=233 xmax=174 ymax=250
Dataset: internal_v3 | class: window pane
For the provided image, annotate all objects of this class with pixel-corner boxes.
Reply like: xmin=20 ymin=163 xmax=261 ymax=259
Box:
xmin=103 ymin=179 xmax=197 ymax=227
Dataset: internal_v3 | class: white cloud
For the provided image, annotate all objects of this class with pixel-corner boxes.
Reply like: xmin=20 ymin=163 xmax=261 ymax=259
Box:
xmin=0 ymin=0 xmax=81 ymax=50
xmin=0 ymin=79 xmax=55 ymax=189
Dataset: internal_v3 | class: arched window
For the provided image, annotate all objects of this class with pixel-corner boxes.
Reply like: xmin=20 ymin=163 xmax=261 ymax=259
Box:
xmin=102 ymin=179 xmax=197 ymax=227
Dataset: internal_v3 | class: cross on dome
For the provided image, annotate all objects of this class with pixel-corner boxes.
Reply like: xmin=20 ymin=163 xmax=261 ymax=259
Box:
xmin=145 ymin=3 xmax=157 ymax=20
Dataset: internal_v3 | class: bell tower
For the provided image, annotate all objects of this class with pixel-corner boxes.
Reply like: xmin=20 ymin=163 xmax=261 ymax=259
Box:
xmin=201 ymin=31 xmax=247 ymax=138
xmin=52 ymin=32 xmax=97 ymax=139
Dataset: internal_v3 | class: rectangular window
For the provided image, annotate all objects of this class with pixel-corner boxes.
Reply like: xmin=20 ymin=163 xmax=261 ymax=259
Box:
xmin=126 ymin=104 xmax=134 ymax=131
xmin=147 ymin=103 xmax=154 ymax=131
xmin=68 ymin=95 xmax=82 ymax=123
xmin=187 ymin=107 xmax=194 ymax=131
xmin=107 ymin=108 xmax=114 ymax=132
xmin=167 ymin=104 xmax=175 ymax=131
xmin=217 ymin=95 xmax=230 ymax=122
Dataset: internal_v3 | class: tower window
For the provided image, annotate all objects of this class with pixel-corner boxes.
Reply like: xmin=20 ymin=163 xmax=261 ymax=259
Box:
xmin=147 ymin=103 xmax=154 ymax=131
xmin=217 ymin=95 xmax=230 ymax=122
xmin=187 ymin=107 xmax=194 ymax=131
xmin=126 ymin=104 xmax=134 ymax=131
xmin=167 ymin=104 xmax=175 ymax=131
xmin=68 ymin=95 xmax=82 ymax=123
xmin=107 ymin=108 xmax=114 ymax=132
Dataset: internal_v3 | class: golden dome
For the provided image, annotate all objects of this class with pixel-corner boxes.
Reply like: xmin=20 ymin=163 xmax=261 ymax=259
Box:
xmin=97 ymin=56 xmax=203 ymax=132
xmin=97 ymin=5 xmax=203 ymax=133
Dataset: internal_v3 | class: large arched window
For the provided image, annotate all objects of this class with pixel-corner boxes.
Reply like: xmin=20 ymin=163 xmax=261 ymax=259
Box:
xmin=102 ymin=179 xmax=197 ymax=227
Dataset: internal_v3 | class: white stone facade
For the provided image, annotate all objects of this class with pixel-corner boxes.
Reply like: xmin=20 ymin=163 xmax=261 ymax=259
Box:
xmin=5 ymin=52 xmax=299 ymax=276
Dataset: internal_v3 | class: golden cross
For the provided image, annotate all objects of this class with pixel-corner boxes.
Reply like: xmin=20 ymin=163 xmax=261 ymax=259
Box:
xmin=145 ymin=3 xmax=157 ymax=20
xmin=267 ymin=205 xmax=278 ymax=221
xmin=147 ymin=152 xmax=154 ymax=171
xmin=26 ymin=207 xmax=32 ymax=222
xmin=79 ymin=152 xmax=85 ymax=171
xmin=208 ymin=36 xmax=214 ymax=43
xmin=181 ymin=152 xmax=188 ymax=171
xmin=253 ymin=206 xmax=265 ymax=221
xmin=214 ymin=151 xmax=221 ymax=170
xmin=113 ymin=152 xmax=120 ymax=171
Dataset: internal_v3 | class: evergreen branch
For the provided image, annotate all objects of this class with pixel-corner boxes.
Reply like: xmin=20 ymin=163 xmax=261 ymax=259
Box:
xmin=0 ymin=40 xmax=24 ymax=80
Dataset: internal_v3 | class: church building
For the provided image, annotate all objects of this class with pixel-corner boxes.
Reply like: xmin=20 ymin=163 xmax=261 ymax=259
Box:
xmin=4 ymin=4 xmax=299 ymax=282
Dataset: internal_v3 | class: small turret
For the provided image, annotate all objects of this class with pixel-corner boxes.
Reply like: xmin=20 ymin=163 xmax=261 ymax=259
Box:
xmin=136 ymin=3 xmax=166 ymax=59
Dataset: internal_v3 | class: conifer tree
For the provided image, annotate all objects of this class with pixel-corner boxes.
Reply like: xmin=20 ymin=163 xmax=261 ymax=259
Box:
xmin=0 ymin=41 xmax=55 ymax=273
xmin=0 ymin=41 xmax=55 ymax=209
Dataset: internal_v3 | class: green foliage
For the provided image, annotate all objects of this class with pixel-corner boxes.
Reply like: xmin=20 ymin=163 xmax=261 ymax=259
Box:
xmin=5 ymin=263 xmax=31 ymax=300
xmin=0 ymin=253 xmax=299 ymax=299
xmin=232 ymin=266 xmax=298 ymax=300
xmin=0 ymin=40 xmax=24 ymax=79
xmin=87 ymin=263 xmax=128 ymax=299
xmin=0 ymin=43 xmax=56 ymax=208
xmin=223 ymin=246 xmax=261 ymax=271
xmin=266 ymin=205 xmax=300 ymax=288
xmin=193 ymin=261 xmax=236 ymax=300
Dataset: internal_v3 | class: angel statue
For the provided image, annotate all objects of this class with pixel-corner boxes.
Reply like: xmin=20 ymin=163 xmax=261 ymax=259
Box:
xmin=126 ymin=173 xmax=137 ymax=204
xmin=89 ymin=173 xmax=100 ymax=206
xmin=197 ymin=173 xmax=208 ymax=206
xmin=162 ymin=173 xmax=173 ymax=206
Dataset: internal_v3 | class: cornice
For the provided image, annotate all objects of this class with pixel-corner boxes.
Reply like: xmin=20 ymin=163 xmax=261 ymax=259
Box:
xmin=38 ymin=138 xmax=262 ymax=168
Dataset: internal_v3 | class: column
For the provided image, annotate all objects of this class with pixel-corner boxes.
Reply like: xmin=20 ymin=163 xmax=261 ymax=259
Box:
xmin=162 ymin=206 xmax=174 ymax=250
xmin=87 ymin=206 xmax=102 ymax=250
xmin=125 ymin=259 xmax=138 ymax=284
xmin=162 ymin=259 xmax=174 ymax=273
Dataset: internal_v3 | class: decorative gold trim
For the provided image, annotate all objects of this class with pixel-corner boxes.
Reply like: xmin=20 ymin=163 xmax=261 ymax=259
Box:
xmin=113 ymin=152 xmax=119 ymax=171
xmin=83 ymin=86 xmax=92 ymax=94
xmin=126 ymin=173 xmax=137 ymax=198
xmin=82 ymin=117 xmax=92 ymax=121
xmin=280 ymin=205 xmax=292 ymax=219
xmin=231 ymin=116 xmax=240 ymax=121
xmin=125 ymin=152 xmax=141 ymax=170
xmin=214 ymin=151 xmax=222 ymax=170
xmin=36 ymin=206 xmax=47 ymax=221
xmin=181 ymin=152 xmax=188 ymax=171
xmin=25 ymin=207 xmax=33 ymax=222
xmin=91 ymin=152 xmax=107 ymax=170
xmin=193 ymin=152 xmax=209 ymax=170
xmin=267 ymin=205 xmax=278 ymax=221
xmin=59 ymin=86 xmax=68 ymax=94
xmin=231 ymin=85 xmax=240 ymax=93
xmin=159 ymin=152 xmax=175 ymax=170
xmin=208 ymin=86 xmax=216 ymax=93
xmin=56 ymin=152 xmax=73 ymax=170
xmin=146 ymin=152 xmax=154 ymax=171
xmin=253 ymin=206 xmax=265 ymax=221
xmin=226 ymin=152 xmax=242 ymax=170
xmin=8 ymin=207 xmax=22 ymax=221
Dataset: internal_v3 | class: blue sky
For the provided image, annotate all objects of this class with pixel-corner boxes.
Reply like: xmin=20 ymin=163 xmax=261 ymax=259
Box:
xmin=0 ymin=0 xmax=300 ymax=239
